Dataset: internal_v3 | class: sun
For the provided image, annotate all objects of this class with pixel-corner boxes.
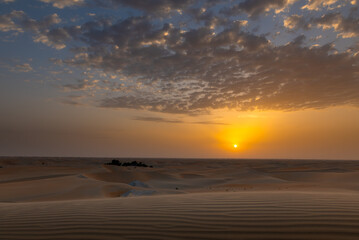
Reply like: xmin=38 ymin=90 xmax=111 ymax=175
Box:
xmin=233 ymin=144 xmax=238 ymax=149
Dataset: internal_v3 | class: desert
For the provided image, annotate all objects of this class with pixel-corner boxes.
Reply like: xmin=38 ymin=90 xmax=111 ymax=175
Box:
xmin=1 ymin=157 xmax=359 ymax=240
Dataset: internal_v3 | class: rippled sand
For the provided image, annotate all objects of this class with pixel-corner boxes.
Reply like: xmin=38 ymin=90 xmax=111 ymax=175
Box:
xmin=1 ymin=157 xmax=359 ymax=239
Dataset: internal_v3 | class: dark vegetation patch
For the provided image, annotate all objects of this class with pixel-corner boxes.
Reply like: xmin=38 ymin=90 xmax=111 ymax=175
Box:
xmin=106 ymin=159 xmax=153 ymax=168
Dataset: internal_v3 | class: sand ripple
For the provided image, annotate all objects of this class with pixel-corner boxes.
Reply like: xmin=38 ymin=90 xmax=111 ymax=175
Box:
xmin=2 ymin=191 xmax=359 ymax=240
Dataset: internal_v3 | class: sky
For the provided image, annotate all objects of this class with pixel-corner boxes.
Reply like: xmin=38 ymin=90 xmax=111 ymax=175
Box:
xmin=0 ymin=0 xmax=358 ymax=159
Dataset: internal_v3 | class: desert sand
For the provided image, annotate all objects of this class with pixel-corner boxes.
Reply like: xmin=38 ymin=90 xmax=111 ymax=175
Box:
xmin=1 ymin=157 xmax=359 ymax=239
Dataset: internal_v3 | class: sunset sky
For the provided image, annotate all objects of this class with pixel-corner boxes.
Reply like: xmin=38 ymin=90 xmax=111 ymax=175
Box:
xmin=0 ymin=0 xmax=358 ymax=159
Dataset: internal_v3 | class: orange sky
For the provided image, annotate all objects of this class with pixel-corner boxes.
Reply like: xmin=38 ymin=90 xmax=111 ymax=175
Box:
xmin=1 ymin=101 xmax=358 ymax=159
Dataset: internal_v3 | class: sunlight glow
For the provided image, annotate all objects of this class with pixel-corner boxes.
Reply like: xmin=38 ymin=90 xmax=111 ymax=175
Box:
xmin=216 ymin=117 xmax=268 ymax=153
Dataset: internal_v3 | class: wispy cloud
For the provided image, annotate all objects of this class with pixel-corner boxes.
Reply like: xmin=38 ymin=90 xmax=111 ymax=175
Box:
xmin=12 ymin=63 xmax=33 ymax=72
xmin=133 ymin=116 xmax=184 ymax=124
xmin=134 ymin=116 xmax=228 ymax=125
xmin=39 ymin=0 xmax=85 ymax=9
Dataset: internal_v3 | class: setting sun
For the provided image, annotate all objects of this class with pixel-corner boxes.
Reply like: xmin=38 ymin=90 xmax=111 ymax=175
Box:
xmin=215 ymin=114 xmax=269 ymax=153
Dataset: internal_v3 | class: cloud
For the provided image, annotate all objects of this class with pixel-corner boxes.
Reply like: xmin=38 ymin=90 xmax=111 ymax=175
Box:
xmin=28 ymin=12 xmax=354 ymax=114
xmin=61 ymin=79 xmax=97 ymax=91
xmin=39 ymin=0 xmax=85 ymax=8
xmin=34 ymin=27 xmax=74 ymax=49
xmin=315 ymin=12 xmax=359 ymax=38
xmin=0 ymin=10 xmax=25 ymax=32
xmin=192 ymin=121 xmax=228 ymax=125
xmin=0 ymin=0 xmax=16 ymax=3
xmin=4 ymin=0 xmax=205 ymax=13
xmin=21 ymin=13 xmax=61 ymax=32
xmin=134 ymin=116 xmax=228 ymax=125
xmin=225 ymin=0 xmax=297 ymax=17
xmin=13 ymin=63 xmax=33 ymax=72
xmin=94 ymin=31 xmax=359 ymax=114
xmin=59 ymin=94 xmax=85 ymax=106
xmin=133 ymin=116 xmax=184 ymax=123
xmin=97 ymin=0 xmax=195 ymax=14
xmin=61 ymin=99 xmax=84 ymax=106
xmin=2 ymin=1 xmax=358 ymax=115
xmin=283 ymin=12 xmax=359 ymax=38
xmin=283 ymin=15 xmax=311 ymax=30
xmin=0 ymin=11 xmax=64 ymax=48
xmin=301 ymin=0 xmax=341 ymax=11
xmin=1 ymin=0 xmax=85 ymax=7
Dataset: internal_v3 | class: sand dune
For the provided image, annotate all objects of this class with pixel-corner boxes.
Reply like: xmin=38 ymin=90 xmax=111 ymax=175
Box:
xmin=1 ymin=157 xmax=359 ymax=239
xmin=2 ymin=192 xmax=359 ymax=240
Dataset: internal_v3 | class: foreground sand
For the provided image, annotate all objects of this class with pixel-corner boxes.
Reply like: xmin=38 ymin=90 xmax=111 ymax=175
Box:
xmin=1 ymin=157 xmax=359 ymax=239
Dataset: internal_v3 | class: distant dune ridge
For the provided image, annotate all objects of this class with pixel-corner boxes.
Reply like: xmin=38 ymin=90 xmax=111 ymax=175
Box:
xmin=1 ymin=157 xmax=359 ymax=239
